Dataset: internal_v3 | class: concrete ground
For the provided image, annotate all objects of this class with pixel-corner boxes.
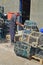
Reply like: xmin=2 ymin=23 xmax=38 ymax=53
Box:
xmin=0 ymin=42 xmax=41 ymax=65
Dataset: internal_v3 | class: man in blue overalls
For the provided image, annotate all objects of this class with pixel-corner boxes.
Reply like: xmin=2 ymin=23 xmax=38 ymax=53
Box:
xmin=10 ymin=12 xmax=24 ymax=44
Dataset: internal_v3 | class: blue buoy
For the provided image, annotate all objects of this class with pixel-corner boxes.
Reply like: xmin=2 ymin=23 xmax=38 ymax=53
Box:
xmin=40 ymin=28 xmax=43 ymax=33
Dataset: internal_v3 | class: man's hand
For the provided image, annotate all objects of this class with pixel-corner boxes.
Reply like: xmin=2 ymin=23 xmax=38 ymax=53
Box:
xmin=21 ymin=25 xmax=24 ymax=28
xmin=16 ymin=21 xmax=24 ymax=28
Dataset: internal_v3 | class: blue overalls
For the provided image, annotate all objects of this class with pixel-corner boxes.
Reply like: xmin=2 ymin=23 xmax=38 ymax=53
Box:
xmin=10 ymin=14 xmax=17 ymax=42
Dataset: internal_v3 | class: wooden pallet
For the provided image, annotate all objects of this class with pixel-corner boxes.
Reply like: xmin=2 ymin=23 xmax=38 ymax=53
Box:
xmin=32 ymin=56 xmax=43 ymax=64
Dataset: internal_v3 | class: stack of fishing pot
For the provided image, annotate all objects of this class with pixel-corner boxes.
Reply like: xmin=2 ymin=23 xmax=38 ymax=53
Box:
xmin=14 ymin=41 xmax=35 ymax=58
xmin=35 ymin=46 xmax=43 ymax=58
xmin=0 ymin=28 xmax=3 ymax=40
xmin=4 ymin=20 xmax=10 ymax=34
xmin=24 ymin=20 xmax=39 ymax=32
xmin=22 ymin=29 xmax=31 ymax=43
xmin=35 ymin=33 xmax=43 ymax=58
xmin=29 ymin=31 xmax=41 ymax=48
xmin=0 ymin=18 xmax=4 ymax=39
xmin=29 ymin=31 xmax=43 ymax=58
xmin=0 ymin=6 xmax=4 ymax=14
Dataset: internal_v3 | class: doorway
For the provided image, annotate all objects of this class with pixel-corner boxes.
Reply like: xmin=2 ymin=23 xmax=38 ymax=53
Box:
xmin=19 ymin=0 xmax=31 ymax=30
xmin=22 ymin=0 xmax=31 ymax=24
xmin=20 ymin=0 xmax=31 ymax=24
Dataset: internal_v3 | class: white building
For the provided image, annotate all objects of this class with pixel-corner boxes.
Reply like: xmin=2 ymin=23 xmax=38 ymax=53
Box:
xmin=0 ymin=0 xmax=43 ymax=28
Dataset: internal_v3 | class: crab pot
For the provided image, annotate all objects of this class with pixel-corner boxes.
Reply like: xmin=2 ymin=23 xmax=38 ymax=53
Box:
xmin=14 ymin=41 xmax=36 ymax=58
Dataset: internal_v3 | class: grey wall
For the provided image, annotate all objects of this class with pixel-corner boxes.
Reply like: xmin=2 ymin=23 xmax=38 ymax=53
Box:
xmin=30 ymin=0 xmax=43 ymax=29
xmin=0 ymin=0 xmax=43 ymax=28
xmin=0 ymin=0 xmax=20 ymax=13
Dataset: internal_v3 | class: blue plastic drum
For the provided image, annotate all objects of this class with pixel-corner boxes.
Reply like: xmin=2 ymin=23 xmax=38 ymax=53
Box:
xmin=40 ymin=28 xmax=43 ymax=33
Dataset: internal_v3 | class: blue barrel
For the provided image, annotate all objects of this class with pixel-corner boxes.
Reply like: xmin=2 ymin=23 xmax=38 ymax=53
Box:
xmin=40 ymin=28 xmax=43 ymax=33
